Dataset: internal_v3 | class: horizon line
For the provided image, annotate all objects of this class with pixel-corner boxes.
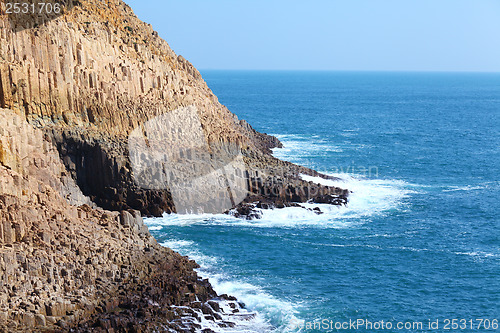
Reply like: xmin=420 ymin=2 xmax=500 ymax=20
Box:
xmin=198 ymin=69 xmax=500 ymax=74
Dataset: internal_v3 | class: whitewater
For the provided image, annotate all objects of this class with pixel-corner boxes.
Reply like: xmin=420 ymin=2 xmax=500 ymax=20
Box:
xmin=145 ymin=71 xmax=500 ymax=332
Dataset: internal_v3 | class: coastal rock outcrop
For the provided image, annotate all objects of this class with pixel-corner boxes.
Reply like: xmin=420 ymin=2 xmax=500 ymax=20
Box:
xmin=0 ymin=109 xmax=230 ymax=331
xmin=0 ymin=0 xmax=350 ymax=331
xmin=0 ymin=0 xmax=346 ymax=216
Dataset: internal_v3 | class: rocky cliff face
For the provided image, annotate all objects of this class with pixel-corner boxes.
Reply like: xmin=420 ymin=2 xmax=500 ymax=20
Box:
xmin=0 ymin=0 xmax=348 ymax=330
xmin=0 ymin=109 xmax=228 ymax=331
xmin=0 ymin=0 xmax=270 ymax=148
xmin=0 ymin=0 xmax=283 ymax=215
xmin=1 ymin=0 xmax=344 ymax=217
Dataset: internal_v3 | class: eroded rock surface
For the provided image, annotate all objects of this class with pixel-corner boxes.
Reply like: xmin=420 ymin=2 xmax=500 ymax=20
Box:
xmin=0 ymin=109 xmax=227 ymax=331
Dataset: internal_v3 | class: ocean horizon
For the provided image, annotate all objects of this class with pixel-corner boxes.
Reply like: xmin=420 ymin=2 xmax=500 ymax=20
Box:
xmin=198 ymin=69 xmax=500 ymax=74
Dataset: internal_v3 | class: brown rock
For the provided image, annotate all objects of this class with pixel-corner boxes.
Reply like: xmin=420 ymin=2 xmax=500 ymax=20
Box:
xmin=0 ymin=1 xmax=350 ymax=332
xmin=34 ymin=314 xmax=46 ymax=327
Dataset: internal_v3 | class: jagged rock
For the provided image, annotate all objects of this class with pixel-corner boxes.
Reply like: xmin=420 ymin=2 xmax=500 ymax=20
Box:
xmin=228 ymin=204 xmax=263 ymax=220
xmin=34 ymin=314 xmax=46 ymax=327
xmin=311 ymin=194 xmax=348 ymax=206
xmin=312 ymin=207 xmax=324 ymax=215
xmin=0 ymin=109 xmax=221 ymax=331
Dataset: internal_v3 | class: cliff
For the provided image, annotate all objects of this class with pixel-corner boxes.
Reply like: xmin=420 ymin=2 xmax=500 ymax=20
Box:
xmin=1 ymin=0 xmax=270 ymax=147
xmin=0 ymin=109 xmax=230 ymax=331
xmin=1 ymin=0 xmax=346 ymax=217
xmin=0 ymin=0 xmax=274 ymax=216
xmin=0 ymin=0 xmax=348 ymax=331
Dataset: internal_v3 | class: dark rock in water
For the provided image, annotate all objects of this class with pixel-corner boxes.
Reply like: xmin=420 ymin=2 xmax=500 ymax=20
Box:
xmin=219 ymin=294 xmax=238 ymax=301
xmin=208 ymin=300 xmax=221 ymax=313
xmin=224 ymin=169 xmax=349 ymax=219
xmin=256 ymin=201 xmax=274 ymax=209
xmin=312 ymin=207 xmax=324 ymax=214
xmin=311 ymin=194 xmax=348 ymax=206
xmin=227 ymin=186 xmax=348 ymax=219
xmin=202 ymin=303 xmax=215 ymax=315
xmin=227 ymin=204 xmax=263 ymax=220
xmin=221 ymin=321 xmax=237 ymax=328
xmin=233 ymin=312 xmax=257 ymax=320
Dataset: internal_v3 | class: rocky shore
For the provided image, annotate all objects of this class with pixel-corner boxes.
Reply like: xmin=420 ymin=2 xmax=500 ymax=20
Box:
xmin=0 ymin=0 xmax=349 ymax=331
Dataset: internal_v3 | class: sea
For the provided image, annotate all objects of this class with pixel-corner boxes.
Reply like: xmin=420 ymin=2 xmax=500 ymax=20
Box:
xmin=144 ymin=71 xmax=500 ymax=332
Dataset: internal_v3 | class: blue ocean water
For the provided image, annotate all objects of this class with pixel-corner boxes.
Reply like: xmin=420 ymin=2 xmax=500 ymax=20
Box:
xmin=145 ymin=71 xmax=500 ymax=332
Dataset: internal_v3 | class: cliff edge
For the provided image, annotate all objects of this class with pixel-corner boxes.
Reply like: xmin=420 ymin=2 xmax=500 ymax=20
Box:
xmin=1 ymin=0 xmax=347 ymax=217
xmin=0 ymin=0 xmax=348 ymax=331
xmin=0 ymin=109 xmax=231 ymax=332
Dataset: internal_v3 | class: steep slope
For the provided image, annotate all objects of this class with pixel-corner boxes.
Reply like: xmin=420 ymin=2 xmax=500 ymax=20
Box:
xmin=1 ymin=0 xmax=272 ymax=148
xmin=0 ymin=108 xmax=227 ymax=332
xmin=0 ymin=0 xmax=350 ymax=331
xmin=1 ymin=0 xmax=346 ymax=217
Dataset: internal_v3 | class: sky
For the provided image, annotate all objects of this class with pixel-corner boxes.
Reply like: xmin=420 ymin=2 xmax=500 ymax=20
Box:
xmin=124 ymin=0 xmax=500 ymax=72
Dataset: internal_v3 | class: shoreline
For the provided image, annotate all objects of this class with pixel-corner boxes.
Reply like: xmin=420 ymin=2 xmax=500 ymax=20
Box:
xmin=0 ymin=0 xmax=349 ymax=331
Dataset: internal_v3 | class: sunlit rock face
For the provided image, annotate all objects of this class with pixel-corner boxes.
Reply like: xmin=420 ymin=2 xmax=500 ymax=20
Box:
xmin=0 ymin=0 xmax=350 ymax=330
xmin=0 ymin=0 xmax=345 ymax=216
xmin=0 ymin=0 xmax=286 ymax=215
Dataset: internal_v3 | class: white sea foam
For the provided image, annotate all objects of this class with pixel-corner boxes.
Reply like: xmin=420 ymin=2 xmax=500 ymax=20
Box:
xmin=443 ymin=185 xmax=487 ymax=192
xmin=271 ymin=134 xmax=344 ymax=162
xmin=147 ymin=225 xmax=163 ymax=231
xmin=453 ymin=251 xmax=499 ymax=259
xmin=162 ymin=239 xmax=196 ymax=249
xmin=270 ymin=134 xmax=417 ymax=225
xmin=442 ymin=181 xmax=500 ymax=193
xmin=271 ymin=134 xmax=373 ymax=164
xmin=144 ymin=174 xmax=413 ymax=230
xmin=243 ymin=171 xmax=416 ymax=228
xmin=301 ymin=173 xmax=415 ymax=217
xmin=159 ymin=239 xmax=301 ymax=332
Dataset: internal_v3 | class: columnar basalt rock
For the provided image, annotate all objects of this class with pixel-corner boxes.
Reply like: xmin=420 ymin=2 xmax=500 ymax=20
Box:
xmin=0 ymin=0 xmax=274 ymax=148
xmin=0 ymin=0 xmax=345 ymax=216
xmin=0 ymin=109 xmax=224 ymax=331
xmin=0 ymin=0 xmax=349 ymax=330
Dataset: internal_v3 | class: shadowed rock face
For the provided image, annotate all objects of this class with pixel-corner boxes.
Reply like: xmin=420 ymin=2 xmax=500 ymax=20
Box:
xmin=48 ymin=128 xmax=177 ymax=216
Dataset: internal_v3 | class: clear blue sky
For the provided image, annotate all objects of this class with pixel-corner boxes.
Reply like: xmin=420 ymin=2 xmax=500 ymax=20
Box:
xmin=124 ymin=0 xmax=500 ymax=72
